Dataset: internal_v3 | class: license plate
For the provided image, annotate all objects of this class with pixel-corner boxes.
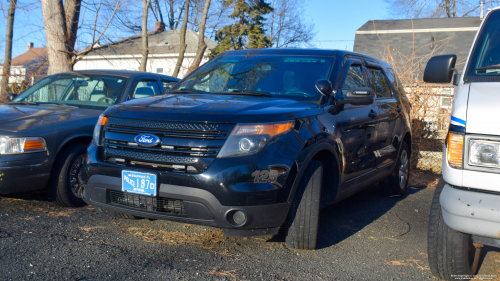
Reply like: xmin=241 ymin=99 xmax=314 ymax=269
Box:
xmin=121 ymin=170 xmax=157 ymax=196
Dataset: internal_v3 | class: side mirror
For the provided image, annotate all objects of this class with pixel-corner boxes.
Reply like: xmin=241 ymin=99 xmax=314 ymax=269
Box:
xmin=164 ymin=82 xmax=178 ymax=91
xmin=336 ymin=87 xmax=375 ymax=106
xmin=8 ymin=94 xmax=18 ymax=101
xmin=315 ymin=79 xmax=334 ymax=96
xmin=423 ymin=54 xmax=457 ymax=84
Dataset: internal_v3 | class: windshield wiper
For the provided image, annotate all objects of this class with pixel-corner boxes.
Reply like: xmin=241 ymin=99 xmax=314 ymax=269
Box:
xmin=169 ymin=89 xmax=209 ymax=95
xmin=8 ymin=101 xmax=38 ymax=105
xmin=476 ymin=64 xmax=500 ymax=72
xmin=212 ymin=90 xmax=273 ymax=97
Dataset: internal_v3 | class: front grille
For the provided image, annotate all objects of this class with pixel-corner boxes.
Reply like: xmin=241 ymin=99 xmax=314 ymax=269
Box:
xmin=105 ymin=148 xmax=199 ymax=164
xmin=102 ymin=118 xmax=235 ymax=172
xmin=108 ymin=118 xmax=220 ymax=131
xmin=109 ymin=190 xmax=186 ymax=216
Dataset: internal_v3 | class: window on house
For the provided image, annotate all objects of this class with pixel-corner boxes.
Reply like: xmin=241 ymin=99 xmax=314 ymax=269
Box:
xmin=156 ymin=68 xmax=163 ymax=74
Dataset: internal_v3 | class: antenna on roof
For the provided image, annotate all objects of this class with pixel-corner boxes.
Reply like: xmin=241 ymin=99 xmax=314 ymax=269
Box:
xmin=480 ymin=0 xmax=484 ymax=20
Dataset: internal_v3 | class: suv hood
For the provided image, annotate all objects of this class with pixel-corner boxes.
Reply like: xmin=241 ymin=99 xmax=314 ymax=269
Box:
xmin=105 ymin=94 xmax=324 ymax=123
xmin=466 ymin=83 xmax=500 ymax=135
xmin=0 ymin=104 xmax=102 ymax=135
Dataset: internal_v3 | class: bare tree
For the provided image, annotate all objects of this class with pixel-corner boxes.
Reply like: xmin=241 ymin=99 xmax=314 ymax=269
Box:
xmin=41 ymin=0 xmax=79 ymax=74
xmin=0 ymin=0 xmax=16 ymax=102
xmin=172 ymin=0 xmax=190 ymax=77
xmin=384 ymin=0 xmax=500 ymax=18
xmin=187 ymin=0 xmax=211 ymax=73
xmin=267 ymin=0 xmax=315 ymax=48
xmin=139 ymin=0 xmax=151 ymax=71
xmin=41 ymin=0 xmax=120 ymax=74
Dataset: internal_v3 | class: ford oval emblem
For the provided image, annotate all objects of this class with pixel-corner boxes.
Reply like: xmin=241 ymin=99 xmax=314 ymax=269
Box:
xmin=134 ymin=134 xmax=161 ymax=147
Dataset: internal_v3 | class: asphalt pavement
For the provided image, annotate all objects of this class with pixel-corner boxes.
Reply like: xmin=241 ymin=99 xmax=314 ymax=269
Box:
xmin=1 ymin=180 xmax=499 ymax=281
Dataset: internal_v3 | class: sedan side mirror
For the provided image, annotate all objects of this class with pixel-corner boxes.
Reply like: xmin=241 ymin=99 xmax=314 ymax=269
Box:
xmin=423 ymin=54 xmax=457 ymax=84
xmin=8 ymin=94 xmax=18 ymax=101
xmin=315 ymin=79 xmax=334 ymax=96
xmin=336 ymin=87 xmax=375 ymax=106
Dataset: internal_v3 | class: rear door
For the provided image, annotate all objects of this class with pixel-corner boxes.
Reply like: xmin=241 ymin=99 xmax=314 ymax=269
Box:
xmin=338 ymin=58 xmax=380 ymax=183
xmin=366 ymin=63 xmax=400 ymax=168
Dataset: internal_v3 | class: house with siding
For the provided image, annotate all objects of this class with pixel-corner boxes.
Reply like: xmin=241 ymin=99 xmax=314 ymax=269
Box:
xmin=74 ymin=26 xmax=217 ymax=78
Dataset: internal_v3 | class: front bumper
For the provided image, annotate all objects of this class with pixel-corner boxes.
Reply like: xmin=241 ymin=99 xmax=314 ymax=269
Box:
xmin=0 ymin=157 xmax=53 ymax=194
xmin=82 ymin=174 xmax=290 ymax=237
xmin=440 ymin=184 xmax=500 ymax=240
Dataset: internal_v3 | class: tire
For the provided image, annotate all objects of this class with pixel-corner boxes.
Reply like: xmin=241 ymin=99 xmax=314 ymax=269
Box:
xmin=381 ymin=141 xmax=410 ymax=196
xmin=49 ymin=143 xmax=88 ymax=207
xmin=285 ymin=160 xmax=322 ymax=250
xmin=112 ymin=211 xmax=143 ymax=220
xmin=428 ymin=184 xmax=481 ymax=280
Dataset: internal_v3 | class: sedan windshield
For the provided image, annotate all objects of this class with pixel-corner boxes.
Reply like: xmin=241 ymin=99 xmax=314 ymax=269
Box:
xmin=467 ymin=9 xmax=500 ymax=76
xmin=12 ymin=74 xmax=128 ymax=107
xmin=173 ymin=55 xmax=334 ymax=102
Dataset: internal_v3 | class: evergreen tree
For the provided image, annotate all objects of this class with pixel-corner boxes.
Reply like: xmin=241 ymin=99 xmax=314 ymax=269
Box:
xmin=210 ymin=0 xmax=273 ymax=58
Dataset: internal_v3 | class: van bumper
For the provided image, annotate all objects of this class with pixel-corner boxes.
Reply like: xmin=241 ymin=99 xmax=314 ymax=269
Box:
xmin=440 ymin=184 xmax=500 ymax=240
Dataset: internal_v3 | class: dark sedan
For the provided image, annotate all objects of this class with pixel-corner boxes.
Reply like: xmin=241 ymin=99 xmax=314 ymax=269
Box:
xmin=0 ymin=70 xmax=179 ymax=207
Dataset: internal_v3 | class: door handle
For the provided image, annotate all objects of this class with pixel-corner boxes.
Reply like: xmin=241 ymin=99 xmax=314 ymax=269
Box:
xmin=396 ymin=107 xmax=402 ymax=113
xmin=368 ymin=110 xmax=378 ymax=118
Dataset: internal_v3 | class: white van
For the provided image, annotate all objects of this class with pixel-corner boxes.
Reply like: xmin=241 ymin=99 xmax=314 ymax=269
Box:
xmin=424 ymin=7 xmax=500 ymax=280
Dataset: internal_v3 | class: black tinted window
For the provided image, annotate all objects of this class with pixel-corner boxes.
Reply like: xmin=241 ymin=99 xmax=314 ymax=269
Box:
xmin=467 ymin=9 xmax=500 ymax=77
xmin=367 ymin=68 xmax=392 ymax=98
xmin=342 ymin=65 xmax=366 ymax=89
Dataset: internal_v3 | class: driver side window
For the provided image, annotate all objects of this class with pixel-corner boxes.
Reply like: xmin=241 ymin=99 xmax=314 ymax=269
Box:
xmin=131 ymin=80 xmax=161 ymax=100
xmin=342 ymin=64 xmax=367 ymax=90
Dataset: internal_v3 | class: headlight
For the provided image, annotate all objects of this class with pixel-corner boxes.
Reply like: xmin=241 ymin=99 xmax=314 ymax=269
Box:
xmin=217 ymin=121 xmax=293 ymax=158
xmin=0 ymin=137 xmax=47 ymax=154
xmin=469 ymin=139 xmax=500 ymax=167
xmin=447 ymin=132 xmax=464 ymax=169
xmin=92 ymin=114 xmax=108 ymax=146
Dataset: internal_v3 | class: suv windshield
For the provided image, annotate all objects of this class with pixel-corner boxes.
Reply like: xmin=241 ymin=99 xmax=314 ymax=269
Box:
xmin=173 ymin=55 xmax=334 ymax=102
xmin=466 ymin=9 xmax=500 ymax=77
xmin=11 ymin=74 xmax=128 ymax=107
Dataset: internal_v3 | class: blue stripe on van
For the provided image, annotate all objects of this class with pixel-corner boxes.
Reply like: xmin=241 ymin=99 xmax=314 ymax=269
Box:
xmin=451 ymin=116 xmax=466 ymax=125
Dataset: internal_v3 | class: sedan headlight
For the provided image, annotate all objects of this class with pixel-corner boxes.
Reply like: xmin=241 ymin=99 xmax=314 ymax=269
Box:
xmin=93 ymin=114 xmax=108 ymax=146
xmin=0 ymin=137 xmax=47 ymax=154
xmin=217 ymin=121 xmax=293 ymax=158
xmin=469 ymin=139 xmax=500 ymax=167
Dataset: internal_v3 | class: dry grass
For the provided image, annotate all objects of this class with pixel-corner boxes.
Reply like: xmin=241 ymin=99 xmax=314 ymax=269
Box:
xmin=386 ymin=258 xmax=430 ymax=271
xmin=79 ymin=226 xmax=104 ymax=233
xmin=207 ymin=268 xmax=239 ymax=278
xmin=122 ymin=227 xmax=226 ymax=250
xmin=409 ymin=168 xmax=441 ymax=189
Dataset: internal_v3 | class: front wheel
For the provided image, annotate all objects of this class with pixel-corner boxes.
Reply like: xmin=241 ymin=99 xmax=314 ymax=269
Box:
xmin=284 ymin=160 xmax=322 ymax=250
xmin=428 ymin=184 xmax=481 ymax=280
xmin=49 ymin=143 xmax=88 ymax=207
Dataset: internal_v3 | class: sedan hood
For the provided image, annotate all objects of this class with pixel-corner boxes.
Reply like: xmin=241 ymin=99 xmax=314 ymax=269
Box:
xmin=466 ymin=82 xmax=500 ymax=135
xmin=0 ymin=104 xmax=103 ymax=136
xmin=105 ymin=94 xmax=324 ymax=123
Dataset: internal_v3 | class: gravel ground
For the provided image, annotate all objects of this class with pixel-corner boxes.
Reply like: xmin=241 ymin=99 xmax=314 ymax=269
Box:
xmin=1 ymin=180 xmax=499 ymax=281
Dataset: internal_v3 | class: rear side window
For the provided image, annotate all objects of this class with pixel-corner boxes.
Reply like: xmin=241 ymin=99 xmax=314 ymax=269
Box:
xmin=342 ymin=65 xmax=366 ymax=89
xmin=131 ymin=80 xmax=162 ymax=100
xmin=367 ymin=68 xmax=393 ymax=98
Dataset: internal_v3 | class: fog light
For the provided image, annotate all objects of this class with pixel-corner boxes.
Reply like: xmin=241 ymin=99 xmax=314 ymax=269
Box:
xmin=226 ymin=209 xmax=247 ymax=226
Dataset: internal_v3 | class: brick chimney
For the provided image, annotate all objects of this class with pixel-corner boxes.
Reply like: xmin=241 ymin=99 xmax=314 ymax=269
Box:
xmin=155 ymin=21 xmax=165 ymax=33
xmin=28 ymin=42 xmax=34 ymax=50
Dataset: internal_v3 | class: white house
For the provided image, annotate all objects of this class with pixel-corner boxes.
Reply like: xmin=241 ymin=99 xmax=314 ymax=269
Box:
xmin=74 ymin=26 xmax=217 ymax=78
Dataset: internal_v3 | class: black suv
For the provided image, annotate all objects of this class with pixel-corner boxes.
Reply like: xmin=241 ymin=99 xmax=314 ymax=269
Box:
xmin=80 ymin=49 xmax=412 ymax=249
